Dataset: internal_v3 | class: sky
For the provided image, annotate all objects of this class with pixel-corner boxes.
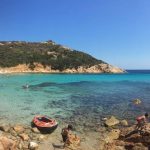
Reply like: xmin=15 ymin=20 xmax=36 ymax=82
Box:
xmin=0 ymin=0 xmax=150 ymax=69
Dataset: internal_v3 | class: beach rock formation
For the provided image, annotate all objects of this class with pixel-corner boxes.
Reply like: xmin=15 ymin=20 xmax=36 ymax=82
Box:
xmin=0 ymin=63 xmax=124 ymax=74
xmin=120 ymin=120 xmax=128 ymax=126
xmin=0 ymin=121 xmax=150 ymax=150
xmin=105 ymin=116 xmax=120 ymax=127
xmin=103 ymin=129 xmax=121 ymax=143
xmin=0 ymin=136 xmax=16 ymax=150
xmin=100 ymin=122 xmax=150 ymax=150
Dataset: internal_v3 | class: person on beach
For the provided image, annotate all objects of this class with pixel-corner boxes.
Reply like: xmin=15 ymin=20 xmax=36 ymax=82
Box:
xmin=61 ymin=124 xmax=73 ymax=148
xmin=135 ymin=113 xmax=149 ymax=133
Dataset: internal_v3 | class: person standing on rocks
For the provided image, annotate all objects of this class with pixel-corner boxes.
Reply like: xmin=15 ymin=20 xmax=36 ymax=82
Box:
xmin=61 ymin=124 xmax=73 ymax=148
xmin=135 ymin=113 xmax=149 ymax=133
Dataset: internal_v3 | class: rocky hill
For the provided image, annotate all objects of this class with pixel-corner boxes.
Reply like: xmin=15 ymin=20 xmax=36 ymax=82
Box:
xmin=0 ymin=40 xmax=125 ymax=73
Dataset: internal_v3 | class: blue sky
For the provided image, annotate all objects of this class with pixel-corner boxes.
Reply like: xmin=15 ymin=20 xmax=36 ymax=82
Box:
xmin=0 ymin=0 xmax=150 ymax=69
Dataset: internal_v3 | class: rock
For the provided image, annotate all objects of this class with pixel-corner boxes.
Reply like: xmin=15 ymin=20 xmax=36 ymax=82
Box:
xmin=18 ymin=142 xmax=23 ymax=149
xmin=23 ymin=144 xmax=29 ymax=150
xmin=0 ymin=131 xmax=3 ymax=137
xmin=9 ymin=129 xmax=17 ymax=137
xmin=108 ymin=129 xmax=120 ymax=140
xmin=38 ymin=135 xmax=46 ymax=141
xmin=31 ymin=127 xmax=40 ymax=134
xmin=104 ymin=143 xmax=125 ymax=150
xmin=120 ymin=120 xmax=128 ymax=126
xmin=13 ymin=125 xmax=25 ymax=134
xmin=132 ymin=143 xmax=147 ymax=150
xmin=0 ymin=136 xmax=16 ymax=150
xmin=29 ymin=141 xmax=38 ymax=150
xmin=19 ymin=133 xmax=29 ymax=141
xmin=0 ymin=142 xmax=4 ymax=150
xmin=133 ymin=99 xmax=141 ymax=105
xmin=104 ymin=129 xmax=121 ymax=143
xmin=105 ymin=116 xmax=120 ymax=127
xmin=0 ymin=124 xmax=10 ymax=132
xmin=101 ymin=117 xmax=108 ymax=121
xmin=99 ymin=140 xmax=106 ymax=150
xmin=114 ymin=146 xmax=125 ymax=150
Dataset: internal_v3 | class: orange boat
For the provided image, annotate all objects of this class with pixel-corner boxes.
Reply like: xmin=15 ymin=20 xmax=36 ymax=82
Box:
xmin=32 ymin=115 xmax=58 ymax=133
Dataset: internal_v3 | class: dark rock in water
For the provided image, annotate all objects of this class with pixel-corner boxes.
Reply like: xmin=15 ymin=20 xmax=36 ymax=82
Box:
xmin=54 ymin=115 xmax=62 ymax=118
xmin=30 ymin=82 xmax=57 ymax=88
xmin=21 ymin=107 xmax=31 ymax=110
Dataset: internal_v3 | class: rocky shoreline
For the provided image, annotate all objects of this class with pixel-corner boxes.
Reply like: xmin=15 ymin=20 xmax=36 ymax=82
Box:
xmin=0 ymin=123 xmax=99 ymax=150
xmin=0 ymin=63 xmax=125 ymax=74
xmin=0 ymin=115 xmax=149 ymax=150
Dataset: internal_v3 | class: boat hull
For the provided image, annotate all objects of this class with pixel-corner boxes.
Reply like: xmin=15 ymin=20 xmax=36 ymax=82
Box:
xmin=32 ymin=115 xmax=58 ymax=133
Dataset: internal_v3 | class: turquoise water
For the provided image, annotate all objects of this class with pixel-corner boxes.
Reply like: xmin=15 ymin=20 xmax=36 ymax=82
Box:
xmin=0 ymin=71 xmax=150 ymax=131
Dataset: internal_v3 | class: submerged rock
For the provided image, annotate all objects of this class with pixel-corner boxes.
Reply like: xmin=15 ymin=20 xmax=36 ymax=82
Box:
xmin=105 ymin=116 xmax=120 ymax=127
xmin=120 ymin=120 xmax=128 ymax=126
xmin=133 ymin=99 xmax=141 ymax=105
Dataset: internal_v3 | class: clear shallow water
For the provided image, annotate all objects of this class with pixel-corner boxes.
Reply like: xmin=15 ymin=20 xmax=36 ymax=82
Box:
xmin=0 ymin=71 xmax=150 ymax=131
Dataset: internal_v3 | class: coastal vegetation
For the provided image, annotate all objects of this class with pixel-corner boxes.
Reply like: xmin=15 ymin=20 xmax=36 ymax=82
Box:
xmin=0 ymin=41 xmax=105 ymax=71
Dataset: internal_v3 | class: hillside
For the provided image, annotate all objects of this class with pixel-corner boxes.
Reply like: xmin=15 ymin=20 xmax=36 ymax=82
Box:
xmin=0 ymin=40 xmax=124 ymax=73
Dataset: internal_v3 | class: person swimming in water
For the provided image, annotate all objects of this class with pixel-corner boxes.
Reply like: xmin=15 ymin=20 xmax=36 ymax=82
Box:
xmin=22 ymin=84 xmax=29 ymax=89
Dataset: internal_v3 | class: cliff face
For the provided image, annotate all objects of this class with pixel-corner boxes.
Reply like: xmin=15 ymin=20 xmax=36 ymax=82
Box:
xmin=0 ymin=63 xmax=125 ymax=74
xmin=63 ymin=63 xmax=124 ymax=73
xmin=0 ymin=41 xmax=125 ymax=73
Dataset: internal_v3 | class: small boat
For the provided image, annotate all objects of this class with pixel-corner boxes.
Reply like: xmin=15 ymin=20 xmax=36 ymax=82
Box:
xmin=32 ymin=115 xmax=58 ymax=133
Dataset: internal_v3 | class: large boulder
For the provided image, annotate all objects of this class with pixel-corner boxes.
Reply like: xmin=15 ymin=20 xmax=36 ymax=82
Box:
xmin=105 ymin=116 xmax=120 ymax=127
xmin=104 ymin=129 xmax=121 ymax=143
xmin=0 ymin=136 xmax=16 ymax=150
xmin=0 ymin=142 xmax=4 ymax=150
xmin=99 ymin=129 xmax=121 ymax=150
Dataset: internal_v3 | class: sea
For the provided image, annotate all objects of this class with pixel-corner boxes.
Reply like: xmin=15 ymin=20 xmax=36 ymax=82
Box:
xmin=0 ymin=70 xmax=150 ymax=132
